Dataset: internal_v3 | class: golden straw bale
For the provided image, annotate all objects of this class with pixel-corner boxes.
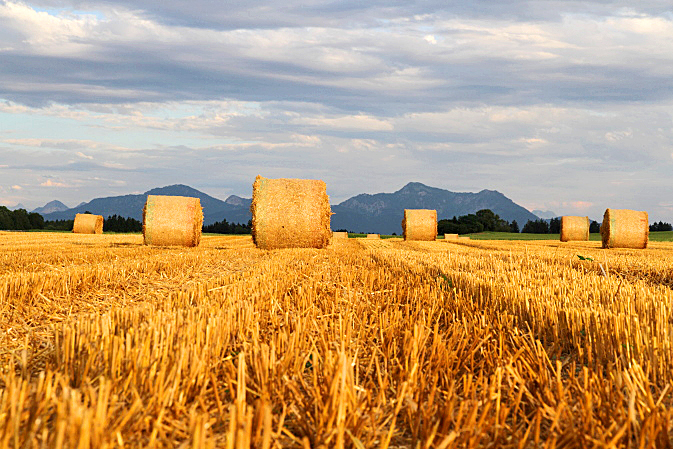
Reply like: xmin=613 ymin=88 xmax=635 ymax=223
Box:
xmin=251 ymin=176 xmax=331 ymax=250
xmin=366 ymin=234 xmax=380 ymax=239
xmin=332 ymin=231 xmax=348 ymax=239
xmin=444 ymin=234 xmax=459 ymax=240
xmin=402 ymin=209 xmax=437 ymax=241
xmin=72 ymin=213 xmax=103 ymax=234
xmin=560 ymin=216 xmax=590 ymax=242
xmin=600 ymin=209 xmax=648 ymax=249
xmin=143 ymin=195 xmax=203 ymax=247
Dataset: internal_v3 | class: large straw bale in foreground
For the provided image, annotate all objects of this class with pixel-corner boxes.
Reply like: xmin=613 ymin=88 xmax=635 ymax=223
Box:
xmin=366 ymin=234 xmax=380 ymax=239
xmin=143 ymin=195 xmax=203 ymax=247
xmin=332 ymin=231 xmax=348 ymax=239
xmin=600 ymin=209 xmax=648 ymax=249
xmin=402 ymin=209 xmax=437 ymax=241
xmin=560 ymin=216 xmax=589 ymax=242
xmin=72 ymin=213 xmax=103 ymax=234
xmin=251 ymin=176 xmax=331 ymax=250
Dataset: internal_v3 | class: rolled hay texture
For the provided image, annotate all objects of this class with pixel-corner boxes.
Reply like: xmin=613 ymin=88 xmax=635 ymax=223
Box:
xmin=72 ymin=213 xmax=103 ymax=234
xmin=143 ymin=195 xmax=203 ymax=247
xmin=366 ymin=234 xmax=380 ymax=239
xmin=600 ymin=209 xmax=649 ymax=249
xmin=332 ymin=231 xmax=348 ymax=239
xmin=251 ymin=176 xmax=331 ymax=250
xmin=560 ymin=216 xmax=590 ymax=242
xmin=444 ymin=234 xmax=459 ymax=240
xmin=402 ymin=209 xmax=437 ymax=241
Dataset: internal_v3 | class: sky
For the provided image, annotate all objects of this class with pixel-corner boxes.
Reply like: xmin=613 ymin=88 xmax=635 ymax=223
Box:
xmin=1 ymin=0 xmax=672 ymax=221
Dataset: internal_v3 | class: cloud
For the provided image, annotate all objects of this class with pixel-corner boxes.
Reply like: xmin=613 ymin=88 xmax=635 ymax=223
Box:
xmin=0 ymin=1 xmax=672 ymax=221
xmin=567 ymin=201 xmax=593 ymax=210
xmin=11 ymin=184 xmax=22 ymax=190
xmin=40 ymin=179 xmax=68 ymax=187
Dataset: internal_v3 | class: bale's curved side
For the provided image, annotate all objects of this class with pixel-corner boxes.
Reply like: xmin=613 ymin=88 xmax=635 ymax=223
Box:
xmin=560 ymin=216 xmax=589 ymax=242
xmin=72 ymin=213 xmax=104 ymax=234
xmin=366 ymin=234 xmax=380 ymax=239
xmin=600 ymin=208 xmax=649 ymax=249
xmin=402 ymin=209 xmax=437 ymax=241
xmin=143 ymin=195 xmax=203 ymax=247
xmin=332 ymin=231 xmax=348 ymax=239
xmin=251 ymin=176 xmax=331 ymax=250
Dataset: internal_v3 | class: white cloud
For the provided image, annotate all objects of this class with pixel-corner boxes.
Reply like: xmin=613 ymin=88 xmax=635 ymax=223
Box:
xmin=40 ymin=179 xmax=68 ymax=187
xmin=11 ymin=185 xmax=22 ymax=190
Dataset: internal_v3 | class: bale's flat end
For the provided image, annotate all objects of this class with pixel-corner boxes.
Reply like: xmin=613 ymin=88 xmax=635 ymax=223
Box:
xmin=402 ymin=209 xmax=437 ymax=241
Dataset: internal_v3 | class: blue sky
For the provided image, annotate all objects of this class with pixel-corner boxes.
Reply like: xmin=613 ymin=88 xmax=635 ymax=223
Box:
xmin=1 ymin=0 xmax=672 ymax=221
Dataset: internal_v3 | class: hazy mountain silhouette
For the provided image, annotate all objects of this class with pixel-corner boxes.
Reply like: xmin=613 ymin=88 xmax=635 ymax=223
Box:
xmin=42 ymin=182 xmax=539 ymax=233
xmin=32 ymin=200 xmax=69 ymax=215
xmin=331 ymin=182 xmax=538 ymax=234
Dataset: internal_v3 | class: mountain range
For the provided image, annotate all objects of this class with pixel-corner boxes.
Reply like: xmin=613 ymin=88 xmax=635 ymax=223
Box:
xmin=40 ymin=183 xmax=539 ymax=234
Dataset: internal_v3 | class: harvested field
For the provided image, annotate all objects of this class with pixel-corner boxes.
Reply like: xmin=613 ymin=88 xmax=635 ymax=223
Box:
xmin=2 ymin=231 xmax=673 ymax=447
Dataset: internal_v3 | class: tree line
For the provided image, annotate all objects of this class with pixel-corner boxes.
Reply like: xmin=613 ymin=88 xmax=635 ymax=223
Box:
xmin=520 ymin=218 xmax=601 ymax=234
xmin=1 ymin=206 xmax=671 ymax=235
xmin=438 ymin=209 xmax=520 ymax=235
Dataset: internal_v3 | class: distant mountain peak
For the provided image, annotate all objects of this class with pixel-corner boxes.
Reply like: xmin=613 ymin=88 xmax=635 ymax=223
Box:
xmin=32 ymin=200 xmax=69 ymax=215
xmin=144 ymin=184 xmax=203 ymax=196
xmin=532 ymin=209 xmax=558 ymax=219
xmin=225 ymin=195 xmax=251 ymax=207
xmin=9 ymin=203 xmax=26 ymax=211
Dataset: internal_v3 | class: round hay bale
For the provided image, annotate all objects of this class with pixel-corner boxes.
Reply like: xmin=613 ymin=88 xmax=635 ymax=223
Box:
xmin=402 ymin=209 xmax=437 ymax=241
xmin=251 ymin=176 xmax=331 ymax=250
xmin=366 ymin=234 xmax=380 ymax=239
xmin=560 ymin=216 xmax=589 ymax=242
xmin=143 ymin=195 xmax=203 ymax=247
xmin=600 ymin=208 xmax=648 ymax=249
xmin=332 ymin=231 xmax=348 ymax=239
xmin=444 ymin=233 xmax=459 ymax=240
xmin=72 ymin=213 xmax=103 ymax=234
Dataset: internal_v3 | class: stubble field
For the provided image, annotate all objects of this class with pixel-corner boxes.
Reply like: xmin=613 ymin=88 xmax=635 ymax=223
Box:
xmin=1 ymin=231 xmax=673 ymax=448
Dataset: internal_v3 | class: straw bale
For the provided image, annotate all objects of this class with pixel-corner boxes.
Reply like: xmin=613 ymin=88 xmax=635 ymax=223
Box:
xmin=560 ymin=216 xmax=589 ymax=242
xmin=332 ymin=231 xmax=348 ymax=239
xmin=143 ymin=195 xmax=203 ymax=247
xmin=72 ymin=213 xmax=103 ymax=234
xmin=366 ymin=234 xmax=380 ymax=239
xmin=600 ymin=209 xmax=648 ymax=249
xmin=402 ymin=209 xmax=437 ymax=241
xmin=444 ymin=234 xmax=459 ymax=240
xmin=251 ymin=176 xmax=331 ymax=250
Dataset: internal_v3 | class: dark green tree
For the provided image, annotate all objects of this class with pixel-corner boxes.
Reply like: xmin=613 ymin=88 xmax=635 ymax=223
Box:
xmin=522 ymin=219 xmax=550 ymax=234
xmin=590 ymin=220 xmax=600 ymax=233
xmin=510 ymin=220 xmax=519 ymax=233
xmin=12 ymin=209 xmax=31 ymax=230
xmin=549 ymin=217 xmax=561 ymax=234
xmin=0 ymin=207 xmax=14 ymax=230
xmin=28 ymin=213 xmax=45 ymax=229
